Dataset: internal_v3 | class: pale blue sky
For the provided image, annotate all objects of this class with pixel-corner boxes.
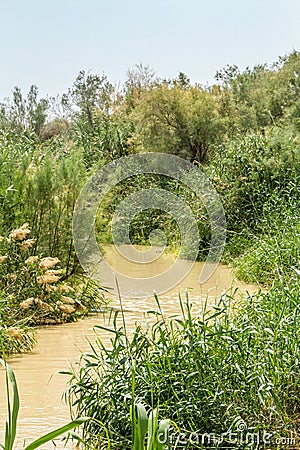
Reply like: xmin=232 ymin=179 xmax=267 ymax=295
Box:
xmin=0 ymin=0 xmax=299 ymax=99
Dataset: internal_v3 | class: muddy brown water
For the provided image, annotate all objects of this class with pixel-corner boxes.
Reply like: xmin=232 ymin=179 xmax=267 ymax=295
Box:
xmin=0 ymin=248 xmax=258 ymax=449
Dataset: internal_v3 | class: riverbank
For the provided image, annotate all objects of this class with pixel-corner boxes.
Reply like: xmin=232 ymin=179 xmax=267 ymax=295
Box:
xmin=0 ymin=51 xmax=299 ymax=449
xmin=0 ymin=262 xmax=257 ymax=448
xmin=0 ymin=224 xmax=106 ymax=355
xmin=68 ymin=276 xmax=300 ymax=449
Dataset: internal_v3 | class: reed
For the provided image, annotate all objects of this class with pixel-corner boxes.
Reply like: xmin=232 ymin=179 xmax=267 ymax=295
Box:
xmin=131 ymin=402 xmax=170 ymax=450
xmin=0 ymin=358 xmax=89 ymax=450
xmin=66 ymin=280 xmax=300 ymax=448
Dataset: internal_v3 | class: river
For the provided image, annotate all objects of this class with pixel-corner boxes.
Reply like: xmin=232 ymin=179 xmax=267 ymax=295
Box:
xmin=0 ymin=249 xmax=257 ymax=449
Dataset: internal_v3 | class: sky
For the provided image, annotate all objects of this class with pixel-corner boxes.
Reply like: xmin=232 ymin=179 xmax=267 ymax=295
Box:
xmin=0 ymin=0 xmax=299 ymax=99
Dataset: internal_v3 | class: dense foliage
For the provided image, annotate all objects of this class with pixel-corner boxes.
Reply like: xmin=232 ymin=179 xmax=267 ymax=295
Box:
xmin=67 ymin=284 xmax=300 ymax=448
xmin=0 ymin=52 xmax=299 ymax=269
xmin=0 ymin=51 xmax=299 ymax=447
xmin=0 ymin=223 xmax=104 ymax=354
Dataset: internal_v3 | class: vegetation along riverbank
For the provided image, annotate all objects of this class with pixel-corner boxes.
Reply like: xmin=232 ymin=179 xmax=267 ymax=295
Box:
xmin=0 ymin=51 xmax=299 ymax=448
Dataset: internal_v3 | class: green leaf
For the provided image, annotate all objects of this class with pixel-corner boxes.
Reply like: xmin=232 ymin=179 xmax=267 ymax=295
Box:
xmin=132 ymin=403 xmax=148 ymax=450
xmin=24 ymin=417 xmax=90 ymax=450
xmin=0 ymin=358 xmax=20 ymax=450
xmin=156 ymin=420 xmax=170 ymax=450
xmin=137 ymin=403 xmax=148 ymax=447
xmin=147 ymin=409 xmax=158 ymax=450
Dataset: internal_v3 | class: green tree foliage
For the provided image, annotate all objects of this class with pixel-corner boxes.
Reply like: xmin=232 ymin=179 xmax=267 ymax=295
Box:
xmin=207 ymin=129 xmax=300 ymax=231
xmin=215 ymin=50 xmax=300 ymax=131
xmin=131 ymin=81 xmax=225 ymax=162
xmin=0 ymin=86 xmax=49 ymax=136
xmin=62 ymin=70 xmax=135 ymax=165
xmin=125 ymin=62 xmax=157 ymax=110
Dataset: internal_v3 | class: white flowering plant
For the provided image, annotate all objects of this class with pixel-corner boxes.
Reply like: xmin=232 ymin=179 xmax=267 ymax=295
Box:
xmin=0 ymin=223 xmax=105 ymax=353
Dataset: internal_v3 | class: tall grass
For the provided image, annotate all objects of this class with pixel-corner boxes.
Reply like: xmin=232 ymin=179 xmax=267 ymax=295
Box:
xmin=234 ymin=216 xmax=300 ymax=283
xmin=0 ymin=130 xmax=87 ymax=267
xmin=0 ymin=358 xmax=89 ymax=450
xmin=66 ymin=281 xmax=300 ymax=448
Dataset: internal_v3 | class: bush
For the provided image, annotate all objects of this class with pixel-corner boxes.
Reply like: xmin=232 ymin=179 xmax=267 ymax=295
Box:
xmin=0 ymin=130 xmax=87 ymax=268
xmin=0 ymin=223 xmax=104 ymax=330
xmin=66 ymin=281 xmax=300 ymax=448
xmin=0 ymin=309 xmax=36 ymax=355
xmin=207 ymin=129 xmax=300 ymax=234
xmin=234 ymin=212 xmax=300 ymax=284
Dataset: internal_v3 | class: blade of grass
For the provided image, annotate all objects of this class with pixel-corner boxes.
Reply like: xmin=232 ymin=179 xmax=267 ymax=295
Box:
xmin=0 ymin=359 xmax=19 ymax=450
xmin=24 ymin=417 xmax=90 ymax=450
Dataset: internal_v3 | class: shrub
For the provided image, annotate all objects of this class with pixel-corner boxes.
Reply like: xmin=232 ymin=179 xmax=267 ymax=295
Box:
xmin=234 ymin=214 xmax=300 ymax=284
xmin=0 ymin=223 xmax=104 ymax=329
xmin=0 ymin=130 xmax=87 ymax=269
xmin=66 ymin=282 xmax=300 ymax=448
xmin=207 ymin=129 xmax=300 ymax=234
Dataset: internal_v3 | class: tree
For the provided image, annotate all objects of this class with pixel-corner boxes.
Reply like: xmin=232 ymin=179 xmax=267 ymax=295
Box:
xmin=125 ymin=63 xmax=156 ymax=110
xmin=215 ymin=51 xmax=300 ymax=131
xmin=132 ymin=81 xmax=225 ymax=162
xmin=62 ymin=70 xmax=114 ymax=128
xmin=26 ymin=85 xmax=49 ymax=135
xmin=0 ymin=85 xmax=48 ymax=136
